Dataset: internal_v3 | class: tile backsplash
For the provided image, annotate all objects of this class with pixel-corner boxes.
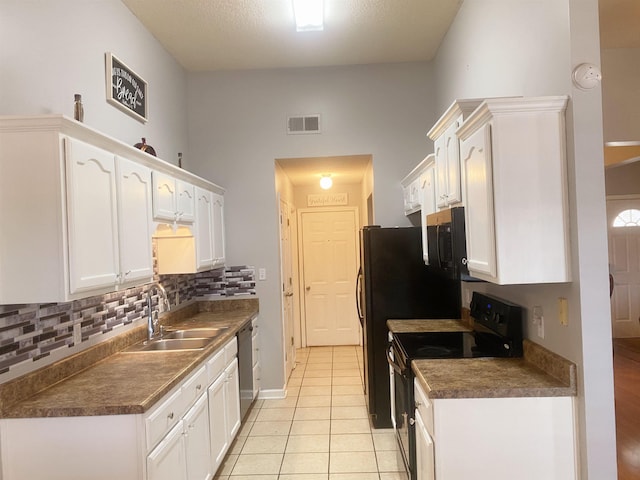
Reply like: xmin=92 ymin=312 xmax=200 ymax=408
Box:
xmin=0 ymin=266 xmax=255 ymax=379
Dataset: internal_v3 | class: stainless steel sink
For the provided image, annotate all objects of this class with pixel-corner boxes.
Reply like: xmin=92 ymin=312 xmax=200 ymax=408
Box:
xmin=163 ymin=327 xmax=229 ymax=339
xmin=126 ymin=337 xmax=213 ymax=352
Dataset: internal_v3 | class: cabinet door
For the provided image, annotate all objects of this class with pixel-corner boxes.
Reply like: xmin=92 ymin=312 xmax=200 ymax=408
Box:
xmin=176 ymin=180 xmax=195 ymax=224
xmin=225 ymin=359 xmax=241 ymax=439
xmin=208 ymin=373 xmax=229 ymax=471
xmin=420 ymin=165 xmax=436 ymax=263
xmin=116 ymin=157 xmax=153 ymax=285
xmin=460 ymin=123 xmax=497 ymax=278
xmin=434 ymin=135 xmax=448 ymax=208
xmin=195 ymin=187 xmax=214 ymax=270
xmin=152 ymin=171 xmax=178 ymax=222
xmin=65 ymin=137 xmax=119 ymax=294
xmin=211 ymin=192 xmax=225 ymax=267
xmin=444 ymin=121 xmax=462 ymax=205
xmin=415 ymin=410 xmax=435 ymax=480
xmin=147 ymin=421 xmax=188 ymax=480
xmin=183 ymin=395 xmax=213 ymax=480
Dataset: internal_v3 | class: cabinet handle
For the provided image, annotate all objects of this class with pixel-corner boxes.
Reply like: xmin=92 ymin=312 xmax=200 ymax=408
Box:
xmin=409 ymin=417 xmax=416 ymax=426
xmin=196 ymin=384 xmax=202 ymax=391
xmin=415 ymin=400 xmax=422 ymax=407
xmin=124 ymin=270 xmax=131 ymax=277
xmin=167 ymin=412 xmax=174 ymax=420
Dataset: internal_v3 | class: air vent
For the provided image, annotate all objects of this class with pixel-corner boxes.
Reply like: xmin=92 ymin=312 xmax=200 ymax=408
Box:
xmin=287 ymin=114 xmax=321 ymax=135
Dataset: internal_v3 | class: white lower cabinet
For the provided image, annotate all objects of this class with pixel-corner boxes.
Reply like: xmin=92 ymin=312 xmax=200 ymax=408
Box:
xmin=251 ymin=316 xmax=261 ymax=398
xmin=208 ymin=358 xmax=241 ymax=471
xmin=414 ymin=378 xmax=577 ymax=480
xmin=0 ymin=337 xmax=241 ymax=480
xmin=414 ymin=410 xmax=435 ymax=480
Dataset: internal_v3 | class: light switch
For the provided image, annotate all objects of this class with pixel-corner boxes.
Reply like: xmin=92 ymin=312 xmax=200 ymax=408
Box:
xmin=258 ymin=268 xmax=266 ymax=281
xmin=533 ymin=306 xmax=544 ymax=338
xmin=558 ymin=297 xmax=568 ymax=326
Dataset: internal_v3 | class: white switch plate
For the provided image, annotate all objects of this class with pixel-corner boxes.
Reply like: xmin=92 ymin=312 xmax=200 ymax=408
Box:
xmin=532 ymin=305 xmax=544 ymax=338
xmin=258 ymin=268 xmax=266 ymax=281
xmin=559 ymin=297 xmax=568 ymax=326
xmin=73 ymin=323 xmax=82 ymax=344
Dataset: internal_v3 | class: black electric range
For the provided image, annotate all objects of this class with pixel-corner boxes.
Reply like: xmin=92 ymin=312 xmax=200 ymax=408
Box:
xmin=389 ymin=292 xmax=524 ymax=480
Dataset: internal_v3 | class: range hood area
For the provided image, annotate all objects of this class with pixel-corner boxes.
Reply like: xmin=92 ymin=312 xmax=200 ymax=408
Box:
xmin=154 ymin=225 xmax=197 ymax=275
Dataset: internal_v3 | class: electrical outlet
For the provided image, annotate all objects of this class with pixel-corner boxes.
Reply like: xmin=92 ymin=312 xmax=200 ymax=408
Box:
xmin=533 ymin=305 xmax=544 ymax=338
xmin=258 ymin=268 xmax=266 ymax=281
xmin=559 ymin=297 xmax=568 ymax=326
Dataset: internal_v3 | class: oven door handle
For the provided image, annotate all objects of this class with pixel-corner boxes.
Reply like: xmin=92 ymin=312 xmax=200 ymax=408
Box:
xmin=386 ymin=344 xmax=403 ymax=374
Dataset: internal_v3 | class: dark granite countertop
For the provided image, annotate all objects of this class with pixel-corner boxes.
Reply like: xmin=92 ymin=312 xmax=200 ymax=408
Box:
xmin=388 ymin=319 xmax=577 ymax=399
xmin=387 ymin=318 xmax=471 ymax=333
xmin=0 ymin=299 xmax=258 ymax=418
xmin=412 ymin=340 xmax=577 ymax=399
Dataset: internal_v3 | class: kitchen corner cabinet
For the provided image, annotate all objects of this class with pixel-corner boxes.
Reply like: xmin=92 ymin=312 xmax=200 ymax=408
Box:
xmin=414 ymin=378 xmax=577 ymax=480
xmin=456 ymin=96 xmax=571 ymax=284
xmin=0 ymin=337 xmax=241 ymax=480
xmin=195 ymin=187 xmax=226 ymax=271
xmin=427 ymin=99 xmax=483 ymax=209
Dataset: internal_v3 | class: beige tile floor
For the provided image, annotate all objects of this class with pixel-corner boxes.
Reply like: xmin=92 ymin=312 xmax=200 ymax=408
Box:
xmin=214 ymin=345 xmax=408 ymax=480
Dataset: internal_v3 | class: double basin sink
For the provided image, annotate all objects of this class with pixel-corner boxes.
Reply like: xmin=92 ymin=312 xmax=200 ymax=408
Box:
xmin=126 ymin=326 xmax=230 ymax=352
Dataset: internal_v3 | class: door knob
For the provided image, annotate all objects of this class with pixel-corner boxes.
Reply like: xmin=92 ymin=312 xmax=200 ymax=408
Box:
xmin=306 ymin=286 xmax=311 ymax=291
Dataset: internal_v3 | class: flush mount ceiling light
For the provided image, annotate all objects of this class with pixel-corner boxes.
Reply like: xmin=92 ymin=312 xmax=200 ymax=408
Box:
xmin=320 ymin=174 xmax=333 ymax=190
xmin=293 ymin=0 xmax=324 ymax=32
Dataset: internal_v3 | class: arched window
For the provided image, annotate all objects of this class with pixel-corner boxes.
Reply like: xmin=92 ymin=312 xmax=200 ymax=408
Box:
xmin=613 ymin=209 xmax=640 ymax=227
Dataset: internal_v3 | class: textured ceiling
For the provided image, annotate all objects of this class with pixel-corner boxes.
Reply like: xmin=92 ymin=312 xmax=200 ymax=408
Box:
xmin=121 ymin=0 xmax=463 ymax=72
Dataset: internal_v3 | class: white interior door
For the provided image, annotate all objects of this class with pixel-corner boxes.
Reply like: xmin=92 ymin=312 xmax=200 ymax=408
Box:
xmin=607 ymin=197 xmax=640 ymax=337
xmin=279 ymin=198 xmax=296 ymax=379
xmin=301 ymin=208 xmax=359 ymax=346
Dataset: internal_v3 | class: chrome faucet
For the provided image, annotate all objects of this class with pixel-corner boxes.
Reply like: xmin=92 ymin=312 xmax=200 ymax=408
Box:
xmin=147 ymin=282 xmax=171 ymax=341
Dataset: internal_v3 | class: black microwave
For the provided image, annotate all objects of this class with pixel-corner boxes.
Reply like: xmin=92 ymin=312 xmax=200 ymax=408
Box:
xmin=425 ymin=206 xmax=469 ymax=280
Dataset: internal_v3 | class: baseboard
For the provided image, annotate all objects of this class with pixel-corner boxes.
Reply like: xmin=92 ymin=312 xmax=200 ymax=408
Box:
xmin=257 ymin=388 xmax=287 ymax=399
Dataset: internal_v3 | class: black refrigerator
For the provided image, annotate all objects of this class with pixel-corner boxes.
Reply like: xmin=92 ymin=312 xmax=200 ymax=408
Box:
xmin=356 ymin=226 xmax=461 ymax=428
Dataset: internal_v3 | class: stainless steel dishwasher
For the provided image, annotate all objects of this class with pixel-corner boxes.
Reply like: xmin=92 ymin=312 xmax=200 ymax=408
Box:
xmin=237 ymin=322 xmax=255 ymax=419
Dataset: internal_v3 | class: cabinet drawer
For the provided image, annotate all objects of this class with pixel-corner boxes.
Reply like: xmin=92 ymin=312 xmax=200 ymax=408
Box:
xmin=414 ymin=378 xmax=434 ymax=439
xmin=145 ymin=388 xmax=184 ymax=451
xmin=224 ymin=337 xmax=238 ymax=364
xmin=207 ymin=348 xmax=226 ymax=383
xmin=182 ymin=365 xmax=207 ymax=407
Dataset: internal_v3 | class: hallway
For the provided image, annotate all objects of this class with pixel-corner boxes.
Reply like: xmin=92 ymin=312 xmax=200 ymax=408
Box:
xmin=214 ymin=345 xmax=406 ymax=479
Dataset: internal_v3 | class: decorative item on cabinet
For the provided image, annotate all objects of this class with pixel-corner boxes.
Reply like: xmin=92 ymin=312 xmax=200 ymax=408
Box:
xmin=427 ymin=99 xmax=484 ymax=209
xmin=73 ymin=94 xmax=84 ymax=122
xmin=456 ymin=96 xmax=570 ymax=284
xmin=134 ymin=137 xmax=157 ymax=156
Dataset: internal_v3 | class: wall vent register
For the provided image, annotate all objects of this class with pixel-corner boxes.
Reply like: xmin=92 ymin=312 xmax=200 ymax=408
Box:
xmin=287 ymin=114 xmax=321 ymax=134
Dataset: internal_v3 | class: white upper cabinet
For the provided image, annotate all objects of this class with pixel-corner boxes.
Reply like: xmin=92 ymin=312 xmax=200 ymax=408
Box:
xmin=152 ymin=172 xmax=195 ymax=224
xmin=211 ymin=192 xmax=226 ymax=268
xmin=195 ymin=187 xmax=226 ymax=272
xmin=0 ymin=115 xmax=223 ymax=303
xmin=427 ymin=99 xmax=484 ymax=209
xmin=65 ymin=138 xmax=121 ymax=293
xmin=419 ymin=156 xmax=436 ymax=263
xmin=457 ymin=96 xmax=571 ymax=284
xmin=116 ymin=157 xmax=154 ymax=285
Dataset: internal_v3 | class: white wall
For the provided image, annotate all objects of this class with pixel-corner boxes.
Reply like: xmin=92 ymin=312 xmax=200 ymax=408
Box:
xmin=0 ymin=0 xmax=188 ymax=165
xmin=437 ymin=0 xmax=615 ymax=478
xmin=187 ymin=63 xmax=437 ymax=391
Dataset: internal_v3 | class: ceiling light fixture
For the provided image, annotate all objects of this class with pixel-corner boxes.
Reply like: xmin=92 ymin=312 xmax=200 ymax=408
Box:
xmin=293 ymin=0 xmax=324 ymax=32
xmin=320 ymin=174 xmax=333 ymax=190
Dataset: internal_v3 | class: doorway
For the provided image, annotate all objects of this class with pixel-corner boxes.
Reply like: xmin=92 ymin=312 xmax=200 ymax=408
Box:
xmin=607 ymin=195 xmax=640 ymax=338
xmin=299 ymin=207 xmax=360 ymax=346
